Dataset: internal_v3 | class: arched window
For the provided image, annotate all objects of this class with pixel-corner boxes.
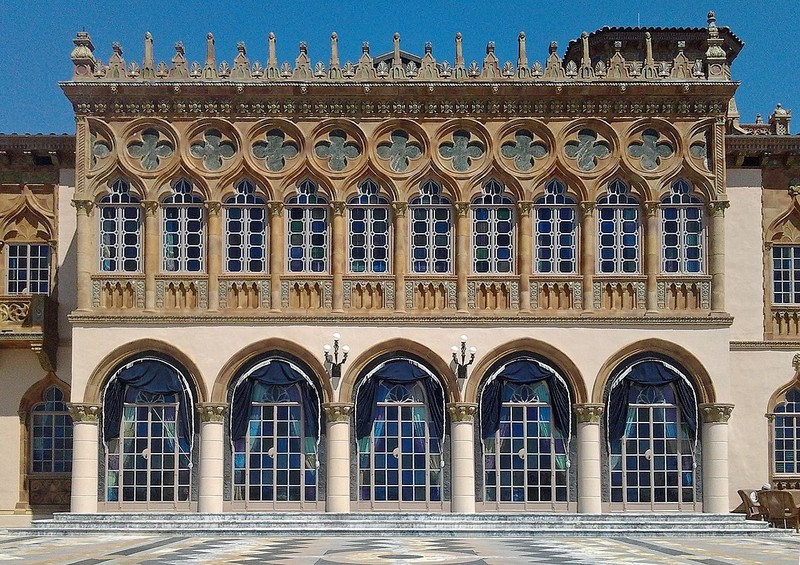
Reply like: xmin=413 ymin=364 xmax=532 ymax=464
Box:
xmin=286 ymin=179 xmax=329 ymax=273
xmin=99 ymin=178 xmax=141 ymax=273
xmin=597 ymin=179 xmax=640 ymax=274
xmin=31 ymin=386 xmax=73 ymax=474
xmin=229 ymin=358 xmax=321 ymax=505
xmin=224 ymin=179 xmax=267 ymax=273
xmin=162 ymin=179 xmax=204 ymax=273
xmin=770 ymin=386 xmax=800 ymax=478
xmin=534 ymin=179 xmax=578 ymax=274
xmin=661 ymin=179 xmax=705 ymax=274
xmin=348 ymin=179 xmax=391 ymax=274
xmin=472 ymin=179 xmax=514 ymax=274
xmin=409 ymin=180 xmax=453 ymax=274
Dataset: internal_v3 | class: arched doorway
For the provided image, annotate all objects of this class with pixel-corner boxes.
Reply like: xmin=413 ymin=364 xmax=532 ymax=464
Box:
xmin=478 ymin=355 xmax=574 ymax=511
xmin=604 ymin=355 xmax=700 ymax=511
xmin=354 ymin=356 xmax=446 ymax=510
xmin=100 ymin=354 xmax=197 ymax=510
xmin=227 ymin=354 xmax=322 ymax=510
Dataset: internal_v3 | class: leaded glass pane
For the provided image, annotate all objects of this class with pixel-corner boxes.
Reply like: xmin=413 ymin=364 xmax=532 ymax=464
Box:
xmin=773 ymin=246 xmax=800 ymax=304
xmin=661 ymin=180 xmax=705 ymax=274
xmin=7 ymin=243 xmax=50 ymax=294
xmin=225 ymin=180 xmax=267 ymax=273
xmin=286 ymin=180 xmax=329 ymax=273
xmin=597 ymin=180 xmax=640 ymax=274
xmin=534 ymin=180 xmax=577 ymax=274
xmin=31 ymin=387 xmax=73 ymax=474
xmin=773 ymin=388 xmax=800 ymax=475
xmin=161 ymin=179 xmax=205 ymax=273
xmin=348 ymin=180 xmax=391 ymax=274
xmin=410 ymin=181 xmax=453 ymax=273
xmin=99 ymin=179 xmax=142 ymax=272
xmin=472 ymin=180 xmax=514 ymax=274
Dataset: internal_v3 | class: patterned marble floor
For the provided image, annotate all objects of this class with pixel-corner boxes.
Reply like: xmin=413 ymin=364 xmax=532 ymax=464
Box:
xmin=0 ymin=534 xmax=796 ymax=564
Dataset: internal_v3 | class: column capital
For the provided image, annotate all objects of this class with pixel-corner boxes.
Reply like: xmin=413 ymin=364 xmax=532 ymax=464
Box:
xmin=708 ymin=200 xmax=730 ymax=217
xmin=267 ymin=201 xmax=284 ymax=216
xmin=517 ymin=201 xmax=533 ymax=217
xmin=142 ymin=200 xmax=159 ymax=216
xmin=68 ymin=403 xmax=101 ymax=422
xmin=391 ymin=201 xmax=408 ymax=217
xmin=331 ymin=201 xmax=346 ymax=216
xmin=323 ymin=402 xmax=353 ymax=422
xmin=206 ymin=201 xmax=222 ymax=215
xmin=579 ymin=201 xmax=596 ymax=217
xmin=574 ymin=403 xmax=604 ymax=424
xmin=643 ymin=201 xmax=659 ymax=217
xmin=198 ymin=403 xmax=227 ymax=423
xmin=699 ymin=403 xmax=734 ymax=423
xmin=71 ymin=199 xmax=94 ymax=215
xmin=455 ymin=201 xmax=470 ymax=217
xmin=447 ymin=402 xmax=478 ymax=422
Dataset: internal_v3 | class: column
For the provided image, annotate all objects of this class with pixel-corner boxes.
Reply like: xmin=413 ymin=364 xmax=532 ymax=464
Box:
xmin=142 ymin=201 xmax=159 ymax=310
xmin=72 ymin=200 xmax=94 ymax=310
xmin=206 ymin=202 xmax=222 ymax=311
xmin=267 ymin=202 xmax=284 ymax=312
xmin=700 ymin=403 xmax=734 ymax=513
xmin=324 ymin=403 xmax=353 ymax=512
xmin=708 ymin=201 xmax=729 ymax=314
xmin=197 ymin=404 xmax=226 ymax=513
xmin=448 ymin=403 xmax=477 ymax=513
xmin=392 ymin=201 xmax=408 ymax=313
xmin=574 ymin=403 xmax=604 ymax=514
xmin=517 ymin=202 xmax=532 ymax=313
xmin=455 ymin=202 xmax=470 ymax=312
xmin=579 ymin=202 xmax=595 ymax=313
xmin=68 ymin=403 xmax=100 ymax=513
xmin=331 ymin=202 xmax=346 ymax=313
xmin=644 ymin=201 xmax=660 ymax=313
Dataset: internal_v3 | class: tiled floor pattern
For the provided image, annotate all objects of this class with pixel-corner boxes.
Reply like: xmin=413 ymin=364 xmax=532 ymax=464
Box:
xmin=0 ymin=534 xmax=796 ymax=564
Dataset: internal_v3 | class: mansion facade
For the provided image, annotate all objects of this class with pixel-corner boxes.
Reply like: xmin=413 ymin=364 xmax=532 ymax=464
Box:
xmin=1 ymin=13 xmax=800 ymax=522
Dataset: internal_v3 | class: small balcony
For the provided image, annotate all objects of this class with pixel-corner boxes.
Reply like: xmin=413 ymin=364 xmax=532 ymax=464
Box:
xmin=0 ymin=295 xmax=58 ymax=370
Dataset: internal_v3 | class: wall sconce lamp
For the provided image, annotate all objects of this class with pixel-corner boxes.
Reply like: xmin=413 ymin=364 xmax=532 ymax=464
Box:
xmin=451 ymin=334 xmax=476 ymax=387
xmin=324 ymin=332 xmax=349 ymax=388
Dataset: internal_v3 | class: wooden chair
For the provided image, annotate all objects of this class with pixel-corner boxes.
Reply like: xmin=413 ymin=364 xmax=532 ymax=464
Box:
xmin=758 ymin=490 xmax=800 ymax=532
xmin=737 ymin=489 xmax=765 ymax=521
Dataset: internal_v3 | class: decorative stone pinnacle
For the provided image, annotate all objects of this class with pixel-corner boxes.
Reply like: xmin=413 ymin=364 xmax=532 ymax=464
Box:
xmin=362 ymin=41 xmax=369 ymax=54
xmin=707 ymin=11 xmax=716 ymax=25
xmin=175 ymin=41 xmax=185 ymax=55
xmin=549 ymin=41 xmax=557 ymax=55
xmin=237 ymin=41 xmax=246 ymax=54
xmin=112 ymin=42 xmax=123 ymax=56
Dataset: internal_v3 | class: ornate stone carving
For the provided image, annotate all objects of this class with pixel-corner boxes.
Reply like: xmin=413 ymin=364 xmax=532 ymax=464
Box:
xmin=90 ymin=132 xmax=111 ymax=168
xmin=564 ymin=129 xmax=610 ymax=172
xmin=517 ymin=201 xmax=533 ymax=217
xmin=71 ymin=199 xmax=94 ymax=215
xmin=331 ymin=201 xmax=346 ymax=216
xmin=455 ymin=202 xmax=470 ymax=217
xmin=68 ymin=403 xmax=101 ymax=422
xmin=206 ymin=201 xmax=222 ymax=215
xmin=315 ymin=129 xmax=360 ymax=172
xmin=376 ymin=130 xmax=422 ymax=173
xmin=643 ymin=201 xmax=659 ymax=217
xmin=323 ymin=403 xmax=353 ymax=422
xmin=699 ymin=403 xmax=734 ymax=423
xmin=126 ymin=128 xmax=173 ymax=170
xmin=627 ymin=129 xmax=674 ymax=170
xmin=579 ymin=201 xmax=595 ymax=217
xmin=142 ymin=200 xmax=159 ymax=216
xmin=252 ymin=128 xmax=299 ymax=172
xmin=500 ymin=130 xmax=547 ymax=172
xmin=198 ymin=403 xmax=227 ymax=422
xmin=438 ymin=129 xmax=484 ymax=172
xmin=391 ymin=201 xmax=408 ymax=217
xmin=708 ymin=200 xmax=730 ymax=217
xmin=267 ymin=201 xmax=284 ymax=216
xmin=574 ymin=403 xmax=604 ymax=424
xmin=447 ymin=403 xmax=478 ymax=422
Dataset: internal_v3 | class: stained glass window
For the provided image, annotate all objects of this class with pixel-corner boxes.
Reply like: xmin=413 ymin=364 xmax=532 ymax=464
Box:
xmin=661 ymin=179 xmax=704 ymax=274
xmin=31 ymin=386 xmax=72 ymax=473
xmin=473 ymin=179 xmax=514 ymax=274
xmin=99 ymin=178 xmax=141 ymax=272
xmin=597 ymin=179 xmax=640 ymax=274
xmin=225 ymin=179 xmax=267 ymax=273
xmin=348 ymin=179 xmax=391 ymax=274
xmin=410 ymin=180 xmax=452 ymax=274
xmin=534 ymin=179 xmax=577 ymax=274
xmin=286 ymin=180 xmax=329 ymax=273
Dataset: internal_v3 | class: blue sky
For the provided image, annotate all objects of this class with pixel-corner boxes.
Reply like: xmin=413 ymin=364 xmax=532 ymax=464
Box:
xmin=0 ymin=1 xmax=795 ymax=134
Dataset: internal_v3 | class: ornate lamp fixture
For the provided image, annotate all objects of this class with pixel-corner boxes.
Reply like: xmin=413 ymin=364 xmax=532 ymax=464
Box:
xmin=451 ymin=334 xmax=477 ymax=386
xmin=324 ymin=332 xmax=349 ymax=388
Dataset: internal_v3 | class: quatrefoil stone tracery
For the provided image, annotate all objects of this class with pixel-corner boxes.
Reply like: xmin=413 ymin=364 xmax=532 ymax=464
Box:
xmin=252 ymin=129 xmax=299 ymax=172
xmin=501 ymin=130 xmax=548 ymax=172
xmin=564 ymin=129 xmax=610 ymax=172
xmin=376 ymin=130 xmax=422 ymax=173
xmin=90 ymin=133 xmax=111 ymax=168
xmin=314 ymin=129 xmax=361 ymax=172
xmin=126 ymin=128 xmax=174 ymax=171
xmin=438 ymin=130 xmax=484 ymax=172
xmin=627 ymin=128 xmax=674 ymax=171
xmin=190 ymin=128 xmax=236 ymax=171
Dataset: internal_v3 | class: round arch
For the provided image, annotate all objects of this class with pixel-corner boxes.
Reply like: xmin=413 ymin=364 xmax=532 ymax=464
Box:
xmin=465 ymin=338 xmax=587 ymax=404
xmin=82 ymin=339 xmax=207 ymax=405
xmin=591 ymin=338 xmax=715 ymax=404
xmin=340 ymin=339 xmax=457 ymax=403
xmin=211 ymin=338 xmax=331 ymax=404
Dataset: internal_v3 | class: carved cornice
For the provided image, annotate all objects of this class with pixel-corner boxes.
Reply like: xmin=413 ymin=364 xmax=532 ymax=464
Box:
xmin=323 ymin=402 xmax=353 ymax=422
xmin=198 ymin=403 xmax=227 ymax=422
xmin=68 ymin=403 xmax=100 ymax=422
xmin=447 ymin=403 xmax=478 ymax=422
xmin=699 ymin=403 xmax=734 ymax=423
xmin=574 ymin=403 xmax=605 ymax=424
xmin=729 ymin=341 xmax=800 ymax=351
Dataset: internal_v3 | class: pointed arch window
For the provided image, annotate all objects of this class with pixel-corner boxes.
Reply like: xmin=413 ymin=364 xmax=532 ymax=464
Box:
xmin=286 ymin=179 xmax=329 ymax=273
xmin=472 ymin=179 xmax=514 ymax=274
xmin=99 ymin=178 xmax=141 ymax=273
xmin=224 ymin=179 xmax=267 ymax=273
xmin=409 ymin=180 xmax=453 ymax=274
xmin=161 ymin=179 xmax=205 ymax=273
xmin=661 ymin=179 xmax=705 ymax=274
xmin=770 ymin=386 xmax=800 ymax=477
xmin=348 ymin=179 xmax=391 ymax=274
xmin=30 ymin=386 xmax=73 ymax=474
xmin=597 ymin=179 xmax=640 ymax=274
xmin=534 ymin=179 xmax=578 ymax=274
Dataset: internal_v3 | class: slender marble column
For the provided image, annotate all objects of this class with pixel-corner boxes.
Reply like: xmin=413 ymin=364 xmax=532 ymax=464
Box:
xmin=72 ymin=200 xmax=94 ymax=310
xmin=579 ymin=202 xmax=595 ymax=313
xmin=708 ymin=201 xmax=729 ymax=313
xmin=455 ymin=202 xmax=470 ymax=312
xmin=517 ymin=202 xmax=532 ymax=313
xmin=324 ymin=403 xmax=353 ymax=512
xmin=206 ymin=202 xmax=222 ymax=311
xmin=700 ymin=403 xmax=733 ymax=513
xmin=197 ymin=404 xmax=226 ymax=513
xmin=267 ymin=202 xmax=283 ymax=312
xmin=448 ymin=403 xmax=477 ymax=513
xmin=142 ymin=200 xmax=159 ymax=310
xmin=574 ymin=403 xmax=604 ymax=514
xmin=392 ymin=201 xmax=408 ymax=313
xmin=68 ymin=403 xmax=100 ymax=513
xmin=644 ymin=201 xmax=660 ymax=313
xmin=331 ymin=202 xmax=346 ymax=313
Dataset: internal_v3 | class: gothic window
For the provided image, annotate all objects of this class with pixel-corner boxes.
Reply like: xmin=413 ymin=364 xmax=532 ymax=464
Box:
xmin=534 ymin=179 xmax=577 ymax=274
xmin=7 ymin=243 xmax=50 ymax=294
xmin=286 ymin=180 xmax=329 ymax=273
xmin=348 ymin=179 xmax=391 ymax=274
xmin=597 ymin=179 xmax=640 ymax=274
xmin=771 ymin=386 xmax=800 ymax=477
xmin=472 ymin=179 xmax=514 ymax=274
xmin=772 ymin=246 xmax=800 ymax=304
xmin=224 ymin=179 xmax=267 ymax=273
xmin=161 ymin=179 xmax=205 ymax=273
xmin=661 ymin=179 xmax=705 ymax=274
xmin=99 ymin=178 xmax=141 ymax=272
xmin=30 ymin=386 xmax=72 ymax=474
xmin=409 ymin=180 xmax=453 ymax=274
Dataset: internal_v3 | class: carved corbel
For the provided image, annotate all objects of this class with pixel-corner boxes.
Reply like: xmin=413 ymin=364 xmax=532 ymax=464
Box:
xmin=71 ymin=199 xmax=94 ymax=216
xmin=643 ymin=201 xmax=660 ymax=217
xmin=517 ymin=202 xmax=533 ymax=217
xmin=142 ymin=200 xmax=159 ymax=216
xmin=391 ymin=201 xmax=408 ymax=218
xmin=579 ymin=201 xmax=596 ymax=217
xmin=707 ymin=200 xmax=730 ymax=217
xmin=206 ymin=201 xmax=222 ymax=216
xmin=31 ymin=343 xmax=56 ymax=373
